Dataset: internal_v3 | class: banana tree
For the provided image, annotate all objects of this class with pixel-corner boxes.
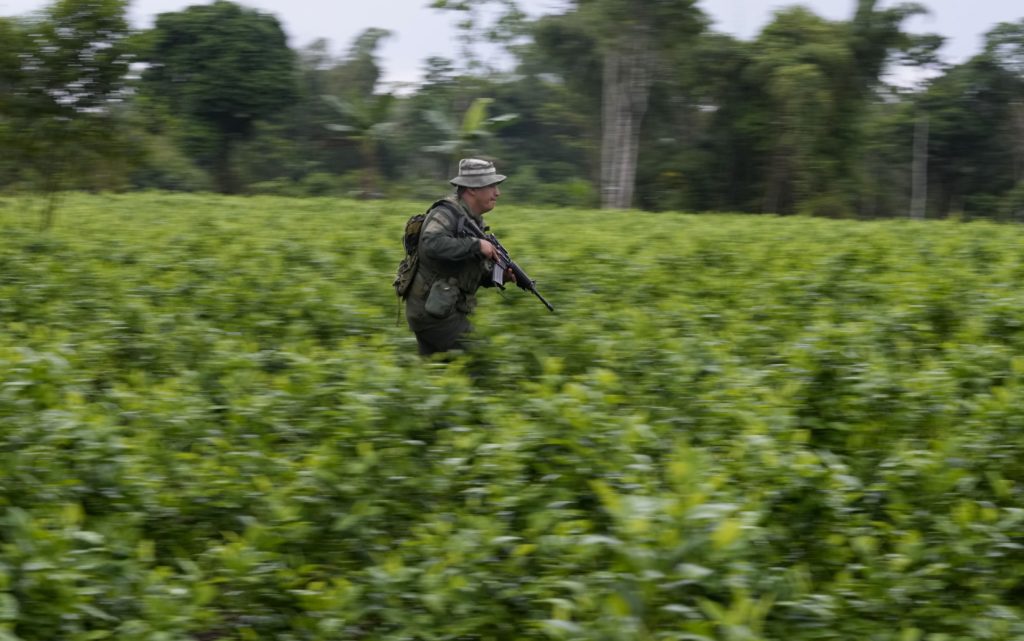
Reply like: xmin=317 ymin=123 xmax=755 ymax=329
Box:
xmin=323 ymin=92 xmax=396 ymax=198
xmin=422 ymin=97 xmax=517 ymax=174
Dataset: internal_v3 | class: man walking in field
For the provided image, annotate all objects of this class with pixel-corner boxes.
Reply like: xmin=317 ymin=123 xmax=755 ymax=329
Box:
xmin=403 ymin=158 xmax=512 ymax=356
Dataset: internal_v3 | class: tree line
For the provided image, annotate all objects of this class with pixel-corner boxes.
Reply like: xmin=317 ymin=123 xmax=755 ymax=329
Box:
xmin=1 ymin=0 xmax=1022 ymax=220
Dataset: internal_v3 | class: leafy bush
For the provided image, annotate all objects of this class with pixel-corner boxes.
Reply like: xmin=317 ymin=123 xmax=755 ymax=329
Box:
xmin=499 ymin=166 xmax=598 ymax=209
xmin=0 ymin=194 xmax=1023 ymax=640
xmin=533 ymin=178 xmax=598 ymax=208
xmin=248 ymin=177 xmax=303 ymax=197
xmin=299 ymin=172 xmax=343 ymax=197
xmin=129 ymin=135 xmax=212 ymax=192
xmin=999 ymin=181 xmax=1024 ymax=222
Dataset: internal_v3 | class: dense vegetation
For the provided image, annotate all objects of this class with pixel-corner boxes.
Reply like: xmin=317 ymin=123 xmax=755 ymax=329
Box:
xmin=0 ymin=192 xmax=1022 ymax=639
xmin=1 ymin=0 xmax=1023 ymax=219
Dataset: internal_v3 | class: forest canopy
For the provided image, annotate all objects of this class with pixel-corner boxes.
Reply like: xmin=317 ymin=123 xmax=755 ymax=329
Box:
xmin=1 ymin=0 xmax=1022 ymax=220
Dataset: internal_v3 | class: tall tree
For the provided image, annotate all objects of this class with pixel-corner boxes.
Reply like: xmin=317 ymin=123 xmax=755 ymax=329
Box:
xmin=574 ymin=0 xmax=705 ymax=209
xmin=0 ymin=0 xmax=133 ymax=226
xmin=661 ymin=32 xmax=767 ymax=213
xmin=751 ymin=8 xmax=851 ymax=214
xmin=0 ymin=17 xmax=27 ymax=187
xmin=983 ymin=19 xmax=1024 ymax=185
xmin=519 ymin=13 xmax=604 ymax=189
xmin=430 ymin=0 xmax=527 ymax=75
xmin=141 ymin=0 xmax=296 ymax=193
xmin=917 ymin=21 xmax=1024 ymax=218
xmin=436 ymin=0 xmax=704 ymax=209
xmin=746 ymin=1 xmax=932 ymax=215
xmin=325 ymin=27 xmax=391 ymax=99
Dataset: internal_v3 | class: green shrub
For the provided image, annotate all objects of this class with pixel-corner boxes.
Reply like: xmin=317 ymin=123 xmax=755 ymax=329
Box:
xmin=533 ymin=178 xmax=598 ymax=208
xmin=0 ymin=194 xmax=1022 ymax=640
xmin=248 ymin=177 xmax=302 ymax=197
xmin=129 ymin=135 xmax=211 ymax=192
xmin=999 ymin=181 xmax=1024 ymax=222
xmin=298 ymin=172 xmax=340 ymax=197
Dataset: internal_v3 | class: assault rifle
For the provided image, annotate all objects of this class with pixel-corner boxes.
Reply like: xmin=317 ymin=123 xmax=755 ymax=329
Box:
xmin=464 ymin=218 xmax=554 ymax=312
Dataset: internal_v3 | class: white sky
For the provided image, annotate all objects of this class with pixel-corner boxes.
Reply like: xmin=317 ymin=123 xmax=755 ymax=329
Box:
xmin=1 ymin=0 xmax=1020 ymax=85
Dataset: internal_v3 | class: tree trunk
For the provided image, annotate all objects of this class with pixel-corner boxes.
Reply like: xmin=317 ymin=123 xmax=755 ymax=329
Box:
xmin=910 ymin=113 xmax=928 ymax=219
xmin=1012 ymin=100 xmax=1024 ymax=184
xmin=37 ymin=143 xmax=65 ymax=231
xmin=600 ymin=37 xmax=652 ymax=210
xmin=362 ymin=137 xmax=379 ymax=199
xmin=214 ymin=135 xmax=238 ymax=194
xmin=762 ymin=145 xmax=791 ymax=214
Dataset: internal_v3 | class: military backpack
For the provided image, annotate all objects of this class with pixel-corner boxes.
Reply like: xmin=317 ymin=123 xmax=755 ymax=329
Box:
xmin=393 ymin=199 xmax=458 ymax=299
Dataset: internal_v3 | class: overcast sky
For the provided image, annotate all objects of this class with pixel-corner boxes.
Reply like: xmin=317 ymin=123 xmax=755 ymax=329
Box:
xmin=1 ymin=0 xmax=1020 ymax=85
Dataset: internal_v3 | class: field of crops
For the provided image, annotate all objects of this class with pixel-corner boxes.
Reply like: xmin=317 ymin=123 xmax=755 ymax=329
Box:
xmin=0 ymin=192 xmax=1022 ymax=640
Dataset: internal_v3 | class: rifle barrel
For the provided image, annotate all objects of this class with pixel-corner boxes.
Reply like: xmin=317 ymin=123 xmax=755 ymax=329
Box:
xmin=532 ymin=288 xmax=555 ymax=312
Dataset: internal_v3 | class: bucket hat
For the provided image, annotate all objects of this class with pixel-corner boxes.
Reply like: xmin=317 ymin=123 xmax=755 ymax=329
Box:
xmin=449 ymin=158 xmax=506 ymax=188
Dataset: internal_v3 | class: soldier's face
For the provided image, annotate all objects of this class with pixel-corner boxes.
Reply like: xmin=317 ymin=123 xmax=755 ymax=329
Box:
xmin=466 ymin=183 xmax=501 ymax=214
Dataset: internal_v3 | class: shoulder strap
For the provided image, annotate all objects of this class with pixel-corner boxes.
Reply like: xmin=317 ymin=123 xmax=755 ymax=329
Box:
xmin=430 ymin=198 xmax=458 ymax=217
xmin=427 ymin=198 xmax=473 ymax=237
xmin=413 ymin=200 xmax=449 ymax=249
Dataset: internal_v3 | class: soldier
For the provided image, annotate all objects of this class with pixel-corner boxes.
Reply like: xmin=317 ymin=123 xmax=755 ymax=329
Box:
xmin=404 ymin=158 xmax=513 ymax=356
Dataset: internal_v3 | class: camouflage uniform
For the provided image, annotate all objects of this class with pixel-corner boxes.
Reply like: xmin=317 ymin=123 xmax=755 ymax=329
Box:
xmin=405 ymin=197 xmax=493 ymax=355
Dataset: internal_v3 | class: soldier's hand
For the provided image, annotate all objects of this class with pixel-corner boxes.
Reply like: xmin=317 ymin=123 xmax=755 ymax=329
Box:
xmin=479 ymin=239 xmax=498 ymax=260
xmin=504 ymin=267 xmax=517 ymax=283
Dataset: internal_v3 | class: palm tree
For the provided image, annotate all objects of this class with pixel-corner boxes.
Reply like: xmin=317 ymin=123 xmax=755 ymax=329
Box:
xmin=323 ymin=92 xmax=396 ymax=198
xmin=423 ymin=97 xmax=517 ymax=174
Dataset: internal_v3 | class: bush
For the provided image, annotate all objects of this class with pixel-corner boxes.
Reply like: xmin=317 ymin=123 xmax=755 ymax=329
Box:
xmin=533 ymin=177 xmax=598 ymax=208
xmin=129 ymin=135 xmax=211 ymax=192
xmin=1 ymin=193 xmax=1023 ymax=640
xmin=797 ymin=191 xmax=855 ymax=218
xmin=299 ymin=171 xmax=344 ymax=197
xmin=999 ymin=180 xmax=1024 ymax=222
xmin=248 ymin=177 xmax=302 ymax=197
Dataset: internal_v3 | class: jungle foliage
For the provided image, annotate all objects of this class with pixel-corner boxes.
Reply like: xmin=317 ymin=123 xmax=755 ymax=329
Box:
xmin=0 ymin=0 xmax=1022 ymax=218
